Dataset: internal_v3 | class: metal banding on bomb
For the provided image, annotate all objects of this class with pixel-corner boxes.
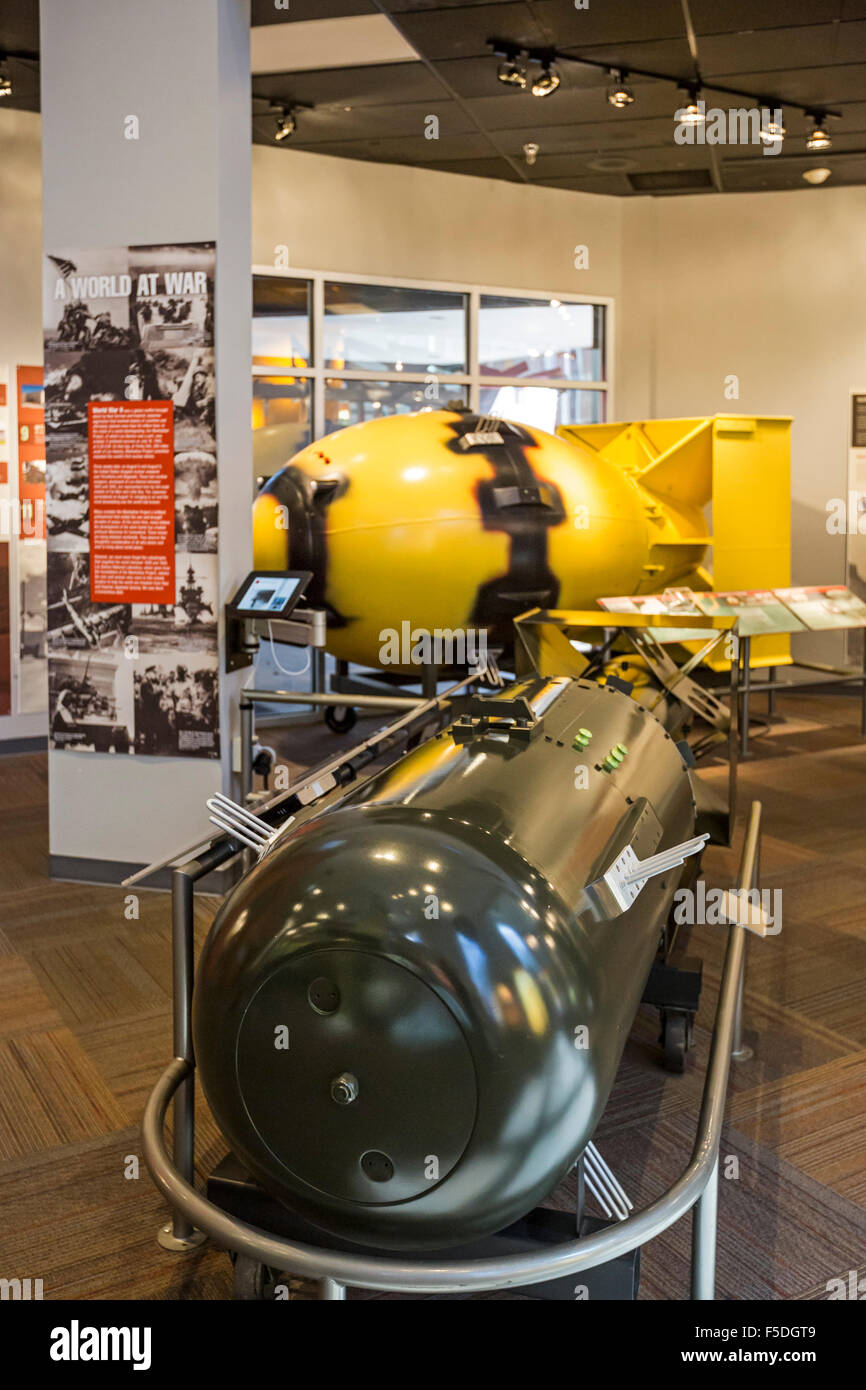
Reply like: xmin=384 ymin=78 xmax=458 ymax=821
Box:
xmin=193 ymin=676 xmax=697 ymax=1251
xmin=252 ymin=409 xmax=710 ymax=671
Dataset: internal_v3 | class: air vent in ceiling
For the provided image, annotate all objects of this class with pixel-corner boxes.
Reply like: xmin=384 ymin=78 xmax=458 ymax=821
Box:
xmin=628 ymin=170 xmax=714 ymax=193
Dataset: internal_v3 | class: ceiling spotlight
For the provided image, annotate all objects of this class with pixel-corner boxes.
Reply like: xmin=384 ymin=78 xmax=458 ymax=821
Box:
xmin=806 ymin=114 xmax=832 ymax=151
xmin=675 ymin=87 xmax=705 ymax=126
xmin=274 ymin=108 xmax=297 ymax=142
xmin=497 ymin=48 xmax=527 ymax=88
xmin=523 ymin=141 xmax=539 ymax=166
xmin=0 ymin=62 xmax=11 ymax=100
xmin=759 ymin=113 xmax=786 ymax=145
xmin=803 ymin=166 xmax=831 ymax=185
xmin=531 ymin=60 xmax=561 ymax=98
xmin=607 ymin=71 xmax=635 ymax=109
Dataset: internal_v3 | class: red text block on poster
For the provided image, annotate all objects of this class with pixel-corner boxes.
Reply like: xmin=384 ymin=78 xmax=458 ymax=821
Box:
xmin=89 ymin=400 xmax=175 ymax=604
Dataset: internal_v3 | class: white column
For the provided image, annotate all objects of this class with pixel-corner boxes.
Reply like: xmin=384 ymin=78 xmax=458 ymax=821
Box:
xmin=41 ymin=0 xmax=252 ymax=879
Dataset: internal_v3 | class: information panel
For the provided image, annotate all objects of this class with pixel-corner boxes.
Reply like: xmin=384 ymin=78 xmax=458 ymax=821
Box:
xmin=43 ymin=242 xmax=219 ymax=758
xmin=89 ymin=400 xmax=175 ymax=604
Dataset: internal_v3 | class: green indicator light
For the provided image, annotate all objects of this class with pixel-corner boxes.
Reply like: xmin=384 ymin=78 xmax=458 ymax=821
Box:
xmin=579 ymin=728 xmax=592 ymax=740
xmin=615 ymin=743 xmax=628 ymax=757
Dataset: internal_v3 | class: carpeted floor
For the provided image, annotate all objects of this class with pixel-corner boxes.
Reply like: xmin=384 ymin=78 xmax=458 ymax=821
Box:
xmin=0 ymin=692 xmax=864 ymax=1300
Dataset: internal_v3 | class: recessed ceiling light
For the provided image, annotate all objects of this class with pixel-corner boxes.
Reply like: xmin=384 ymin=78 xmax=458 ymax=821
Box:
xmin=587 ymin=154 xmax=638 ymax=173
xmin=802 ymin=167 xmax=831 ymax=185
xmin=0 ymin=62 xmax=11 ymax=99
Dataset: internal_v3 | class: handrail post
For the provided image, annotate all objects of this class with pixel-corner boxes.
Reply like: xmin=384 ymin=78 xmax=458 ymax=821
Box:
xmin=731 ymin=809 xmax=759 ymax=1063
xmin=690 ymin=1159 xmax=718 ymax=1300
xmin=157 ymin=865 xmax=207 ymax=1252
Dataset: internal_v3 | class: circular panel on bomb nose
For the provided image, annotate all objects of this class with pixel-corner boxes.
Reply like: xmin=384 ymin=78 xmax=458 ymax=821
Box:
xmin=236 ymin=949 xmax=477 ymax=1204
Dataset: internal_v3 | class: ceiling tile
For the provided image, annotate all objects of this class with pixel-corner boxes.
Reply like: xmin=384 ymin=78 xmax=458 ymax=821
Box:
xmin=253 ymin=61 xmax=446 ymax=107
xmin=394 ymin=3 xmax=547 ymax=61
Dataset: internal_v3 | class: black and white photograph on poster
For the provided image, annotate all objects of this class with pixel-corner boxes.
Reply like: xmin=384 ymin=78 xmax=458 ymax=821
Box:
xmin=129 ymin=553 xmax=217 ymax=653
xmin=44 ymin=424 xmax=89 ymax=550
xmin=48 ymin=649 xmax=133 ymax=754
xmin=130 ymin=242 xmax=214 ymax=350
xmin=175 ymin=448 xmax=218 ymax=551
xmin=175 ymin=552 xmax=217 ymax=638
xmin=43 ymin=248 xmax=135 ymax=350
xmin=18 ymin=542 xmax=47 ymax=714
xmin=45 ymin=347 xmax=166 ymax=409
xmin=151 ymin=346 xmax=216 ymax=447
xmin=47 ymin=551 xmax=131 ymax=653
xmin=132 ymin=652 xmax=219 ymax=758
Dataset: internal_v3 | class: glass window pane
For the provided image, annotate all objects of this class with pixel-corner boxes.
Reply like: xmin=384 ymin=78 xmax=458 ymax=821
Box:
xmin=479 ymin=386 xmax=605 ymax=433
xmin=252 ymin=376 xmax=313 ymax=474
xmin=324 ymin=282 xmax=467 ymax=373
xmin=253 ymin=275 xmax=311 ymax=367
xmin=479 ymin=296 xmax=605 ymax=382
xmin=324 ymin=379 xmax=468 ymax=433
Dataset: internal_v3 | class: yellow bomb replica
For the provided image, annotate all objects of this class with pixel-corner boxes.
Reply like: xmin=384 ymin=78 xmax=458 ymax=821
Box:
xmin=253 ymin=409 xmax=710 ymax=672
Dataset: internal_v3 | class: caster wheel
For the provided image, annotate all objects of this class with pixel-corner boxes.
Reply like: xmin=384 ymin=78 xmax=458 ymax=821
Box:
xmin=252 ymin=748 xmax=274 ymax=778
xmin=660 ymin=1010 xmax=691 ymax=1074
xmin=325 ymin=705 xmax=357 ymax=734
xmin=232 ymin=1254 xmax=284 ymax=1300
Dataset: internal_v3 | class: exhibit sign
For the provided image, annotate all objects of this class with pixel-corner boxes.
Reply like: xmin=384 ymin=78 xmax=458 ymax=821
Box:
xmin=0 ymin=372 xmax=7 ymax=486
xmin=17 ymin=366 xmax=46 ymax=541
xmin=600 ymin=586 xmax=866 ymax=641
xmin=845 ymin=389 xmax=866 ymax=664
xmin=0 ymin=541 xmax=10 ymax=716
xmin=43 ymin=243 xmax=219 ymax=758
xmin=0 ymin=370 xmax=10 ymax=715
xmin=88 ymin=400 xmax=175 ymax=604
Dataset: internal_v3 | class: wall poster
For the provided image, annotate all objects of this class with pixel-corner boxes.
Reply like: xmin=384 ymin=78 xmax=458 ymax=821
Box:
xmin=17 ymin=365 xmax=46 ymax=542
xmin=43 ymin=244 xmax=219 ymax=757
xmin=16 ymin=366 xmax=48 ymax=714
xmin=846 ymin=389 xmax=866 ymax=665
xmin=0 ymin=371 xmax=9 ymax=715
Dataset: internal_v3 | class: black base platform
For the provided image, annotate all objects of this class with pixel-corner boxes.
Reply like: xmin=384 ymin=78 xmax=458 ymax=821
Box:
xmin=206 ymin=1153 xmax=640 ymax=1300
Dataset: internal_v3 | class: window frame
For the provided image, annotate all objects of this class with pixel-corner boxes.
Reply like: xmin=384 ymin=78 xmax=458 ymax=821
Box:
xmin=252 ymin=265 xmax=614 ymax=442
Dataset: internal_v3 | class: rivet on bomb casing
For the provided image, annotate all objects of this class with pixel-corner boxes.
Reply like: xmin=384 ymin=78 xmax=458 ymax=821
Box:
xmin=330 ymin=1072 xmax=359 ymax=1105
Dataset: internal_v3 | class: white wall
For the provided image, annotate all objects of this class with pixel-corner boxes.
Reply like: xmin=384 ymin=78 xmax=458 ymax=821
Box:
xmin=251 ymin=143 xmax=624 ymax=307
xmin=621 ymin=187 xmax=866 ymax=583
xmin=0 ymin=108 xmax=47 ymax=744
xmin=620 ymin=185 xmax=866 ymax=661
